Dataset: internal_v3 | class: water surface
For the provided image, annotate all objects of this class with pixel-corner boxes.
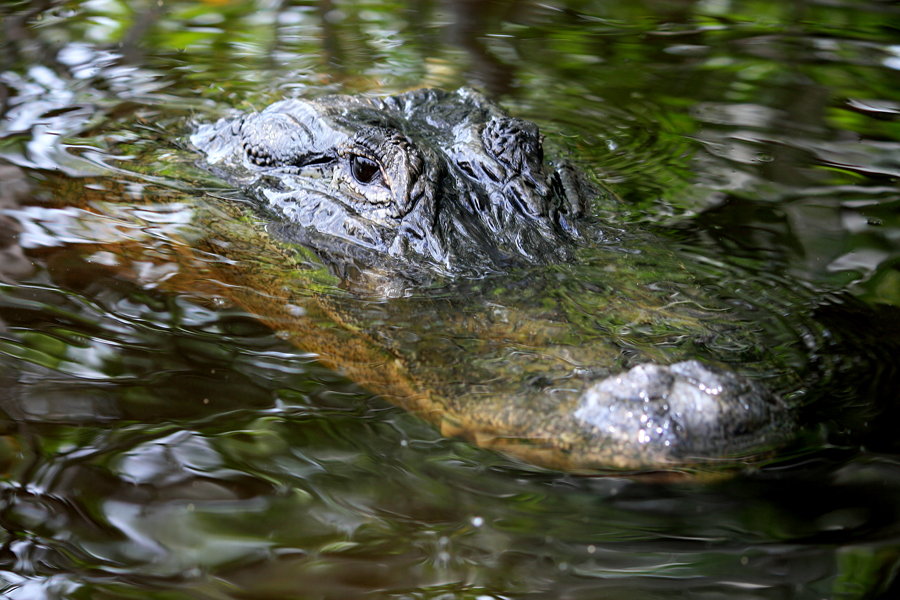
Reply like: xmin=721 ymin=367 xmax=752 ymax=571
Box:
xmin=2 ymin=1 xmax=900 ymax=598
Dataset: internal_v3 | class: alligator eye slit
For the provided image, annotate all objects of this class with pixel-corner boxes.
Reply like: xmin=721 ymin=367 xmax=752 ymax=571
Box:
xmin=350 ymin=155 xmax=380 ymax=185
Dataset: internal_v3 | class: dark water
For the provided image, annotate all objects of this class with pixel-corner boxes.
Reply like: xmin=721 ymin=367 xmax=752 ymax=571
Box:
xmin=2 ymin=0 xmax=900 ymax=598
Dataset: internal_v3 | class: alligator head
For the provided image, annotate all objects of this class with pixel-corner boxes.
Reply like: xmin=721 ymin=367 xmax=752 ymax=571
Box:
xmin=190 ymin=88 xmax=795 ymax=469
xmin=191 ymin=88 xmax=593 ymax=275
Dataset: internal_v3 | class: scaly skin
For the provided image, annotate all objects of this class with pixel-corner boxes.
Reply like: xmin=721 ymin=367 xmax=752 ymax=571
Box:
xmin=36 ymin=84 xmax=797 ymax=471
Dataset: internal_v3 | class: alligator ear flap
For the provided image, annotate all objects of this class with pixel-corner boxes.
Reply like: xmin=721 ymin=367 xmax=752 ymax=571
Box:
xmin=388 ymin=192 xmax=443 ymax=264
xmin=385 ymin=146 xmax=424 ymax=218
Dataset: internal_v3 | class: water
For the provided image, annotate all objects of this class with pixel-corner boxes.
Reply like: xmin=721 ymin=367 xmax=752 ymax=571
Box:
xmin=2 ymin=0 xmax=900 ymax=598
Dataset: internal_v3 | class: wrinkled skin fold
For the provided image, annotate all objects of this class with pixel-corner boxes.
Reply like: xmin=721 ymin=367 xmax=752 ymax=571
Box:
xmin=189 ymin=87 xmax=795 ymax=471
xmin=192 ymin=88 xmax=586 ymax=272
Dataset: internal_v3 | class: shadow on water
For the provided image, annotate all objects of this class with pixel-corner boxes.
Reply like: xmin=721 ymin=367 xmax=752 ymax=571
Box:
xmin=2 ymin=0 xmax=900 ymax=598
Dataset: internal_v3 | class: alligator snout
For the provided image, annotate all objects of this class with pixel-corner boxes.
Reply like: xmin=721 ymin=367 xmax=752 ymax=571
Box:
xmin=575 ymin=361 xmax=793 ymax=465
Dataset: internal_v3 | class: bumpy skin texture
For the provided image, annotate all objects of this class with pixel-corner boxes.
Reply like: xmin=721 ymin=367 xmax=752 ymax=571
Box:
xmin=192 ymin=88 xmax=588 ymax=273
xmin=191 ymin=88 xmax=793 ymax=470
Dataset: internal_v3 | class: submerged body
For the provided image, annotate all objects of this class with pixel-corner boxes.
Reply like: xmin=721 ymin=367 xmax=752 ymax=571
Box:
xmin=187 ymin=88 xmax=795 ymax=470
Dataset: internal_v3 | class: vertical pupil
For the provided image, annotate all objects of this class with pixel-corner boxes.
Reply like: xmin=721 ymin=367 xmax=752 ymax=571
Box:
xmin=351 ymin=155 xmax=379 ymax=184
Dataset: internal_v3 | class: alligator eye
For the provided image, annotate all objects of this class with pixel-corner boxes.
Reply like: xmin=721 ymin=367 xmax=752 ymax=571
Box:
xmin=350 ymin=155 xmax=381 ymax=185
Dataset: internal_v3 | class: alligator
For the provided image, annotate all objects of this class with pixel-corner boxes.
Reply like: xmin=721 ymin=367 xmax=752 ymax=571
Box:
xmin=187 ymin=87 xmax=797 ymax=472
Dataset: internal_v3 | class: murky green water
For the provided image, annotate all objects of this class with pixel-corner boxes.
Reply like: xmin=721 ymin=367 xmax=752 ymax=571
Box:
xmin=2 ymin=0 xmax=900 ymax=598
